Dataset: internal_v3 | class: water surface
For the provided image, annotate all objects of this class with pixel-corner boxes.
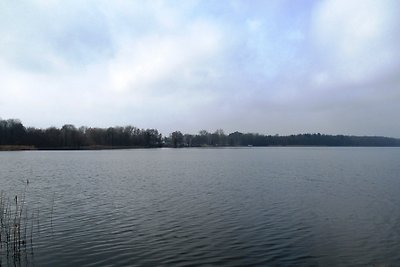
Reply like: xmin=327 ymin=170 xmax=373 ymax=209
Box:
xmin=1 ymin=147 xmax=399 ymax=266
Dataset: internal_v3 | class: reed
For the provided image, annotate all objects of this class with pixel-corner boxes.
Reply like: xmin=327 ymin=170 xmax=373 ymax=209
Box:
xmin=0 ymin=181 xmax=38 ymax=262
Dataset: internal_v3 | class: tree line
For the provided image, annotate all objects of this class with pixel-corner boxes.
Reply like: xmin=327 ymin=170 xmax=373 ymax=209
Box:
xmin=0 ymin=119 xmax=162 ymax=148
xmin=1 ymin=118 xmax=399 ymax=149
xmin=167 ymin=130 xmax=400 ymax=147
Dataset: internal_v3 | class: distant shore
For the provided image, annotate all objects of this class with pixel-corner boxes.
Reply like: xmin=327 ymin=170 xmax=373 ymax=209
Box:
xmin=2 ymin=145 xmax=400 ymax=151
xmin=0 ymin=145 xmax=149 ymax=151
xmin=1 ymin=118 xmax=400 ymax=149
xmin=0 ymin=145 xmax=36 ymax=151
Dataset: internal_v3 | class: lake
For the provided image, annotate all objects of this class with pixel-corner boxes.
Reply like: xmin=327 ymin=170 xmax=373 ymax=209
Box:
xmin=1 ymin=147 xmax=399 ymax=266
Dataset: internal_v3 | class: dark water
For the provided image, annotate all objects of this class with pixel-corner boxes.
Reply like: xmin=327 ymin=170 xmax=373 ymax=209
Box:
xmin=0 ymin=147 xmax=399 ymax=266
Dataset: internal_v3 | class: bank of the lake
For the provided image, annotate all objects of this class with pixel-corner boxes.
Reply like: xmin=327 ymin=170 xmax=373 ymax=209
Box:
xmin=0 ymin=145 xmax=35 ymax=151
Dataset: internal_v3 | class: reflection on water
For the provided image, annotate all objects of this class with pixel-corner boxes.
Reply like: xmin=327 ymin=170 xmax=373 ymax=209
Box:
xmin=1 ymin=147 xmax=400 ymax=266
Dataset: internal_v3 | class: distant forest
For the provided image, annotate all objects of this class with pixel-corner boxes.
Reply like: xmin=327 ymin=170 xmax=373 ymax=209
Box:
xmin=1 ymin=118 xmax=400 ymax=149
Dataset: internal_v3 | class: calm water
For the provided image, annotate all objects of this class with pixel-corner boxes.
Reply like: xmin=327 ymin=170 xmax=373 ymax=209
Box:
xmin=0 ymin=147 xmax=399 ymax=266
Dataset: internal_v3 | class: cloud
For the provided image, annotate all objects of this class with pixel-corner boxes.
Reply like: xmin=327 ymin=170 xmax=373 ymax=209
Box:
xmin=108 ymin=19 xmax=223 ymax=92
xmin=0 ymin=1 xmax=113 ymax=73
xmin=0 ymin=0 xmax=399 ymax=136
xmin=311 ymin=0 xmax=400 ymax=84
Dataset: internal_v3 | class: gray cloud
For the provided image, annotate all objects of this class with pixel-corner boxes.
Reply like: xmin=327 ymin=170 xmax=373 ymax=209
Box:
xmin=0 ymin=0 xmax=399 ymax=137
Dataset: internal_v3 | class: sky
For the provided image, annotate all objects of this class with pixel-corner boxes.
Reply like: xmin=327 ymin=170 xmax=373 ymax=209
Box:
xmin=1 ymin=0 xmax=399 ymax=137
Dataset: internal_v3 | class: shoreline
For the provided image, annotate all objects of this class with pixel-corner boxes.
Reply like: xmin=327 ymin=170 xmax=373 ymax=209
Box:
xmin=0 ymin=145 xmax=152 ymax=151
xmin=1 ymin=145 xmax=400 ymax=151
xmin=0 ymin=145 xmax=36 ymax=151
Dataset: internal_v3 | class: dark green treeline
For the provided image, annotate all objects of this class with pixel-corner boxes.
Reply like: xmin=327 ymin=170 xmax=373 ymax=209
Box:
xmin=0 ymin=119 xmax=161 ymax=148
xmin=1 ymin=118 xmax=399 ymax=149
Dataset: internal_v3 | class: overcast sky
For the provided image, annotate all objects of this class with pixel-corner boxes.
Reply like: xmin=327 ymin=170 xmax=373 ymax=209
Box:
xmin=1 ymin=0 xmax=399 ymax=137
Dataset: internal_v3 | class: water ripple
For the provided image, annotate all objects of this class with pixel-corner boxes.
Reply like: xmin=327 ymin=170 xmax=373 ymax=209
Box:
xmin=1 ymin=148 xmax=400 ymax=266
